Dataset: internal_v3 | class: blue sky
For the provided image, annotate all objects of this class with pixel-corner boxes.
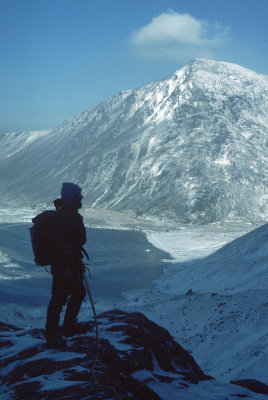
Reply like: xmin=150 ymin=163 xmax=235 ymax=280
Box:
xmin=0 ymin=0 xmax=268 ymax=132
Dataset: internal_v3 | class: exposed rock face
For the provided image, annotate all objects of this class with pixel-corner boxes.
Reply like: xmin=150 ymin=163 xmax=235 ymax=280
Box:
xmin=0 ymin=310 xmax=266 ymax=399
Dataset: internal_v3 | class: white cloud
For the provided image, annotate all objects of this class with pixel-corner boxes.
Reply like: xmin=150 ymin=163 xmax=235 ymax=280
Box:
xmin=130 ymin=10 xmax=229 ymax=61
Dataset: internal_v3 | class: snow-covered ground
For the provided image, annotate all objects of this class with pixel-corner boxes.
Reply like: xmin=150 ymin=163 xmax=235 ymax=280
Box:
xmin=123 ymin=221 xmax=268 ymax=384
xmin=0 ymin=208 xmax=267 ymax=387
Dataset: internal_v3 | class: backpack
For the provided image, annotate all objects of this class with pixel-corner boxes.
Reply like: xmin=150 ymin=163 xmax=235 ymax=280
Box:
xmin=30 ymin=210 xmax=68 ymax=266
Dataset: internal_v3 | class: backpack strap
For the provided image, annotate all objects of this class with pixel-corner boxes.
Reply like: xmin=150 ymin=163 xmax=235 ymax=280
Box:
xmin=81 ymin=246 xmax=89 ymax=260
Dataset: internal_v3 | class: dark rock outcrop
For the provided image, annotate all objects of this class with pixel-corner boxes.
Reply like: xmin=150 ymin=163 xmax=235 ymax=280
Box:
xmin=231 ymin=379 xmax=268 ymax=395
xmin=0 ymin=310 xmax=266 ymax=399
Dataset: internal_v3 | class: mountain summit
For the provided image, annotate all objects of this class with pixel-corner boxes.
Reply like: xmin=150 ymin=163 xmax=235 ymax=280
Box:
xmin=1 ymin=59 xmax=268 ymax=223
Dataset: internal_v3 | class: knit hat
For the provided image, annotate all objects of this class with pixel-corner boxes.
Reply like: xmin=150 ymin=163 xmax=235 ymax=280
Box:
xmin=61 ymin=182 xmax=82 ymax=205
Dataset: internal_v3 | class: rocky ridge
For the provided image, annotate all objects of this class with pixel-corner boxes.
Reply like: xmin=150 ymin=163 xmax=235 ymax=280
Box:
xmin=1 ymin=310 xmax=268 ymax=399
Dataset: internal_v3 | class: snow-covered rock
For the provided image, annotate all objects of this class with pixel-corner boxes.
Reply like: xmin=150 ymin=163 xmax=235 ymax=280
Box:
xmin=1 ymin=310 xmax=268 ymax=400
xmin=0 ymin=58 xmax=267 ymax=223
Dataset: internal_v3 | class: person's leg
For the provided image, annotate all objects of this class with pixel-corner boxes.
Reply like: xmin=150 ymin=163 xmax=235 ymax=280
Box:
xmin=45 ymin=268 xmax=69 ymax=343
xmin=63 ymin=273 xmax=86 ymax=336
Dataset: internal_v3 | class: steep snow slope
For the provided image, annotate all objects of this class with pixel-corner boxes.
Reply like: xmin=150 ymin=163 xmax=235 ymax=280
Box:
xmin=126 ymin=223 xmax=268 ymax=383
xmin=0 ymin=59 xmax=268 ymax=222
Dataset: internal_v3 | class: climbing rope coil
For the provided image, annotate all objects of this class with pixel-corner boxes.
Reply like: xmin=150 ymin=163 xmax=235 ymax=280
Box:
xmin=83 ymin=266 xmax=122 ymax=400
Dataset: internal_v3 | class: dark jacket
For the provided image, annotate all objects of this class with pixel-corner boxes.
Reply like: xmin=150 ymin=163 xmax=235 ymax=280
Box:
xmin=53 ymin=198 xmax=86 ymax=269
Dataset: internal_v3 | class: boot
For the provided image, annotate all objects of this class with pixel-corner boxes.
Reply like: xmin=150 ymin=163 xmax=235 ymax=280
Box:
xmin=63 ymin=321 xmax=92 ymax=337
xmin=45 ymin=331 xmax=67 ymax=349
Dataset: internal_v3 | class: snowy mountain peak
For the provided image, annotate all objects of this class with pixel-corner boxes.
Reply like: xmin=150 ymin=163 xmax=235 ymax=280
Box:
xmin=171 ymin=58 xmax=268 ymax=100
xmin=178 ymin=57 xmax=266 ymax=78
xmin=0 ymin=59 xmax=268 ymax=223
